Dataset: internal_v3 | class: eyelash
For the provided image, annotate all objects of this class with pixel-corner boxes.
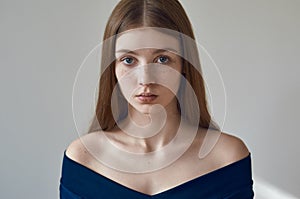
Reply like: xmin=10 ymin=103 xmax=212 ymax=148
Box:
xmin=120 ymin=55 xmax=171 ymax=66
xmin=120 ymin=57 xmax=135 ymax=65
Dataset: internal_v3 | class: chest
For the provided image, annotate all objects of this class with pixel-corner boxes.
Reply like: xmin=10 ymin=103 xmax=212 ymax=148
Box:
xmin=87 ymin=152 xmax=218 ymax=195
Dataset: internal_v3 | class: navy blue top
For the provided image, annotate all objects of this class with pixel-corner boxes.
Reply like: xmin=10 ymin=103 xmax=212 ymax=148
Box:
xmin=59 ymin=152 xmax=254 ymax=199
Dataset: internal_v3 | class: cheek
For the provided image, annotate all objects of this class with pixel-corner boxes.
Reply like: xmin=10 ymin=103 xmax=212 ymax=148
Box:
xmin=172 ymin=57 xmax=182 ymax=71
xmin=160 ymin=71 xmax=181 ymax=94
xmin=115 ymin=66 xmax=129 ymax=79
xmin=115 ymin=66 xmax=138 ymax=101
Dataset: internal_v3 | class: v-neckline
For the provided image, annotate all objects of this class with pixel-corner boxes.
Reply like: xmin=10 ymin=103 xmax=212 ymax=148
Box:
xmin=63 ymin=152 xmax=251 ymax=197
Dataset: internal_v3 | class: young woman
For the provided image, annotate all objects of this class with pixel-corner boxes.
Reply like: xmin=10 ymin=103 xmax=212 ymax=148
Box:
xmin=60 ymin=0 xmax=254 ymax=198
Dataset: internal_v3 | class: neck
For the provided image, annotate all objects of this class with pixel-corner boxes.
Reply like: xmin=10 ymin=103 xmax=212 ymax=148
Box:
xmin=120 ymin=100 xmax=181 ymax=152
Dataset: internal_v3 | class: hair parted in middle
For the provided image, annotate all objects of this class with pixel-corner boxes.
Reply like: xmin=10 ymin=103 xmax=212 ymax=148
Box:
xmin=88 ymin=0 xmax=220 ymax=133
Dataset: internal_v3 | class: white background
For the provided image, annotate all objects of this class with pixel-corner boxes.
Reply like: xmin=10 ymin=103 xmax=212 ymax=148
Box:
xmin=0 ymin=0 xmax=299 ymax=198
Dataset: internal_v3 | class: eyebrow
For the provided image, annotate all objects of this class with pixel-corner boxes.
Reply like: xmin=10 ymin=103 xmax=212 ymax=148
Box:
xmin=115 ymin=48 xmax=180 ymax=55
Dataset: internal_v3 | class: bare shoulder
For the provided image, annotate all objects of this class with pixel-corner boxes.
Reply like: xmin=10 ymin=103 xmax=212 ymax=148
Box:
xmin=212 ymin=131 xmax=250 ymax=166
xmin=65 ymin=132 xmax=99 ymax=165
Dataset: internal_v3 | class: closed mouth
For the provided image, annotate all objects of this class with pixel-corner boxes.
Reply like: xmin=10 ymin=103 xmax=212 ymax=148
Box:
xmin=136 ymin=93 xmax=157 ymax=97
xmin=135 ymin=93 xmax=158 ymax=102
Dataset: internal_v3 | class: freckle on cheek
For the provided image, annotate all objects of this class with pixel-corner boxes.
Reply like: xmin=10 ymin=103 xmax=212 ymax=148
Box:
xmin=118 ymin=68 xmax=128 ymax=77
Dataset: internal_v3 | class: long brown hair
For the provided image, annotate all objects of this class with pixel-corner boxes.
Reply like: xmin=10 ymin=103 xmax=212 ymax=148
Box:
xmin=88 ymin=0 xmax=219 ymax=133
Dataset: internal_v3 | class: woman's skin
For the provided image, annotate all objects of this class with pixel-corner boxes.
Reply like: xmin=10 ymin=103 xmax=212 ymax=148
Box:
xmin=66 ymin=29 xmax=250 ymax=196
xmin=108 ymin=28 xmax=185 ymax=153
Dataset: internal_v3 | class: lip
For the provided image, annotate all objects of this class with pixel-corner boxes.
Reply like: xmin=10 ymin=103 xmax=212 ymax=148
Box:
xmin=136 ymin=93 xmax=158 ymax=102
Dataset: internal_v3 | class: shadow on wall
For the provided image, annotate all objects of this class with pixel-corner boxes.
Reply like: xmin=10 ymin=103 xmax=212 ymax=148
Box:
xmin=254 ymin=176 xmax=299 ymax=199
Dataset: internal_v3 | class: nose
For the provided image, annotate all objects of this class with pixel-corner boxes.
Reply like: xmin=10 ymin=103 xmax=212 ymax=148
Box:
xmin=138 ymin=65 xmax=156 ymax=85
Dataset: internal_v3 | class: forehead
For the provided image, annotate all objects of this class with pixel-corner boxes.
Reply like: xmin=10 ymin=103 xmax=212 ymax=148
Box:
xmin=115 ymin=28 xmax=181 ymax=54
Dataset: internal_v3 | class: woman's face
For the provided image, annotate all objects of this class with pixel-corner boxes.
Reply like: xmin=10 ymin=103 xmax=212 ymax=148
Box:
xmin=114 ymin=28 xmax=183 ymax=114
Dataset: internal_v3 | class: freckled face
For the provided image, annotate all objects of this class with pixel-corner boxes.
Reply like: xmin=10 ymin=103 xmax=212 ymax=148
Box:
xmin=115 ymin=28 xmax=183 ymax=114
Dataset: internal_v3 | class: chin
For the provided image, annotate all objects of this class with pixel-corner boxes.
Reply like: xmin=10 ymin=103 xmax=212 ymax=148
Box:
xmin=134 ymin=105 xmax=152 ymax=115
xmin=133 ymin=102 xmax=167 ymax=114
